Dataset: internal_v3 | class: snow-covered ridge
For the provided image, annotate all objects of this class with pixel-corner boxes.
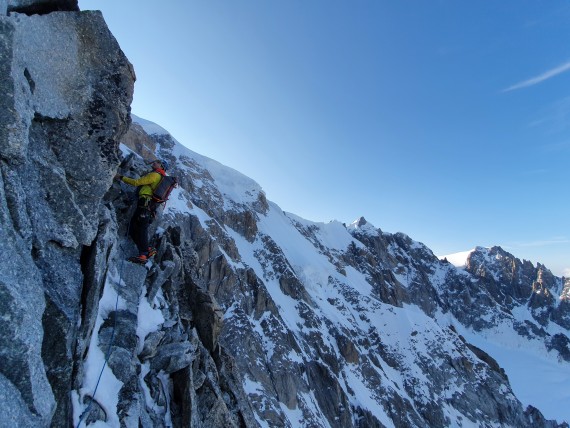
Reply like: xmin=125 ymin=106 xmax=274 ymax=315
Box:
xmin=132 ymin=115 xmax=264 ymax=209
xmin=347 ymin=216 xmax=378 ymax=236
xmin=131 ymin=114 xmax=170 ymax=136
xmin=440 ymin=249 xmax=477 ymax=268
xmin=126 ymin=114 xmax=570 ymax=425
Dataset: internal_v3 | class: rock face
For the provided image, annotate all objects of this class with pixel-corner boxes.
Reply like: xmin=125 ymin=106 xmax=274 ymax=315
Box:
xmin=0 ymin=3 xmax=133 ymax=427
xmin=465 ymin=246 xmax=570 ymax=332
xmin=1 ymin=2 xmax=570 ymax=428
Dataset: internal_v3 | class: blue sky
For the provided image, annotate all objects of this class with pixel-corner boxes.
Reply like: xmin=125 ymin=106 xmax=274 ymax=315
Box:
xmin=80 ymin=1 xmax=570 ymax=276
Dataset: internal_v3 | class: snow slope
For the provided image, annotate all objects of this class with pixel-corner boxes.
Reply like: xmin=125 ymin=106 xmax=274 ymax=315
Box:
xmin=440 ymin=249 xmax=475 ymax=268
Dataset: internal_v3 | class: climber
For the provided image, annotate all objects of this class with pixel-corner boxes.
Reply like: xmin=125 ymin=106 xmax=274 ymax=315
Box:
xmin=114 ymin=159 xmax=170 ymax=264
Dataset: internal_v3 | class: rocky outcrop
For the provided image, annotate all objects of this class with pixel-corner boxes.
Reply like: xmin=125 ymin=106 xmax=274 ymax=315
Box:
xmin=0 ymin=4 xmax=133 ymax=426
xmin=70 ymin=153 xmax=258 ymax=427
xmin=465 ymin=247 xmax=570 ymax=340
xmin=120 ymin=121 xmax=158 ymax=161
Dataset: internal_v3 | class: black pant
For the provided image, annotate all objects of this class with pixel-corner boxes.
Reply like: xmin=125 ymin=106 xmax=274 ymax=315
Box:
xmin=129 ymin=198 xmax=151 ymax=254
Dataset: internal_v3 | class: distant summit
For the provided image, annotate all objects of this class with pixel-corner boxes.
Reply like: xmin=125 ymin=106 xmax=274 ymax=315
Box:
xmin=348 ymin=216 xmax=378 ymax=235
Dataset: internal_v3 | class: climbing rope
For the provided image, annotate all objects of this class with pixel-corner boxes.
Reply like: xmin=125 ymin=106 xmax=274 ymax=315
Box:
xmin=76 ymin=265 xmax=124 ymax=427
xmin=76 ymin=187 xmax=133 ymax=428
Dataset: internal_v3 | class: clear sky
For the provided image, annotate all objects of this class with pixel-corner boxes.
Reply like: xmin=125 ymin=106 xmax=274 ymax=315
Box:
xmin=79 ymin=0 xmax=570 ymax=276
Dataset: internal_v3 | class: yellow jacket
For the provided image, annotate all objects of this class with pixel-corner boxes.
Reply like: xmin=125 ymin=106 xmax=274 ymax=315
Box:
xmin=121 ymin=171 xmax=163 ymax=199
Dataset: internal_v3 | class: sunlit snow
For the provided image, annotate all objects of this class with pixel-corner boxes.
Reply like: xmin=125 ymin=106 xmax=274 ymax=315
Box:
xmin=440 ymin=249 xmax=476 ymax=268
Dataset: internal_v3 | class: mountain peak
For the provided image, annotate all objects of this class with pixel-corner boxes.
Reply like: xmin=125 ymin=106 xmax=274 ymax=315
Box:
xmin=348 ymin=216 xmax=377 ymax=235
xmin=355 ymin=216 xmax=367 ymax=226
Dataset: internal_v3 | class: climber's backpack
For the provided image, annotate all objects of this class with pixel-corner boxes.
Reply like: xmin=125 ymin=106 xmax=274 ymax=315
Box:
xmin=152 ymin=175 xmax=178 ymax=204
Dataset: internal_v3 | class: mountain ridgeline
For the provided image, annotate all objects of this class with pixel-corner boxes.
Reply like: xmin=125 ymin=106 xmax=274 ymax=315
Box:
xmin=1 ymin=2 xmax=569 ymax=427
